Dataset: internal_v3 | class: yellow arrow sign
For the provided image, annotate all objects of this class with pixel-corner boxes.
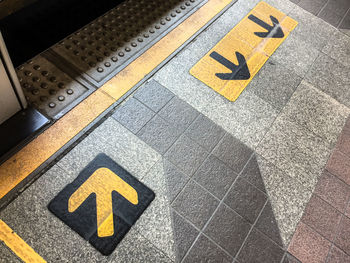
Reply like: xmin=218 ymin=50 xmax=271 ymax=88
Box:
xmin=68 ymin=168 xmax=138 ymax=238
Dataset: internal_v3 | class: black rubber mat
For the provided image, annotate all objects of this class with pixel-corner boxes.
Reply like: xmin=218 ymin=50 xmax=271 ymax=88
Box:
xmin=48 ymin=153 xmax=155 ymax=255
xmin=0 ymin=0 xmax=126 ymax=67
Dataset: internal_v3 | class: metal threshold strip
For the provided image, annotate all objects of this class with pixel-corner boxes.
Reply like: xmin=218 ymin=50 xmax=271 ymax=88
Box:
xmin=16 ymin=0 xmax=207 ymax=120
xmin=0 ymin=0 xmax=237 ymax=208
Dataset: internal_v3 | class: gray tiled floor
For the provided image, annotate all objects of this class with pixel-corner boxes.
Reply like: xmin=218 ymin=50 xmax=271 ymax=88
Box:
xmin=292 ymin=0 xmax=350 ymax=31
xmin=1 ymin=0 xmax=350 ymax=262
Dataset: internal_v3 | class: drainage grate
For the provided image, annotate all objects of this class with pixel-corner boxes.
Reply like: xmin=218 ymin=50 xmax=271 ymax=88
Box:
xmin=52 ymin=0 xmax=206 ymax=84
xmin=16 ymin=56 xmax=91 ymax=119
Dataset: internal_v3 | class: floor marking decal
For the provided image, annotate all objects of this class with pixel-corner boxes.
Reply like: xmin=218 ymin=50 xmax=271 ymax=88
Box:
xmin=0 ymin=0 xmax=233 ymax=202
xmin=48 ymin=153 xmax=155 ymax=255
xmin=190 ymin=1 xmax=297 ymax=101
xmin=0 ymin=220 xmax=46 ymax=262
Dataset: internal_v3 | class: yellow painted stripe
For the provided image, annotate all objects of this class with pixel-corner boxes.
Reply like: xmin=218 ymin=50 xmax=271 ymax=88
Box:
xmin=190 ymin=1 xmax=298 ymax=101
xmin=0 ymin=91 xmax=115 ymax=199
xmin=0 ymin=220 xmax=46 ymax=262
xmin=100 ymin=0 xmax=233 ymax=99
xmin=0 ymin=0 xmax=233 ymax=200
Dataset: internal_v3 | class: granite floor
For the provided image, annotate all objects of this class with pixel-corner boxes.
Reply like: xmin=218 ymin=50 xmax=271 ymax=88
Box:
xmin=1 ymin=0 xmax=350 ymax=262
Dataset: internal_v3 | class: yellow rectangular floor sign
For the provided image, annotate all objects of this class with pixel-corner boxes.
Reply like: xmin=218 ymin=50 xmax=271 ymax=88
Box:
xmin=190 ymin=1 xmax=298 ymax=101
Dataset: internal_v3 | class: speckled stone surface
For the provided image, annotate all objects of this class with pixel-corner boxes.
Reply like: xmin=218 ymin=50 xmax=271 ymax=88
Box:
xmin=288 ymin=222 xmax=332 ymax=263
xmin=59 ymin=118 xmax=161 ymax=179
xmin=257 ymin=157 xmax=313 ymax=246
xmin=271 ymin=30 xmax=320 ymax=77
xmin=288 ymin=7 xmax=336 ymax=50
xmin=246 ymin=59 xmax=302 ymax=111
xmin=305 ymin=53 xmax=350 ymax=108
xmin=280 ymin=81 xmax=350 ymax=148
xmin=110 ymin=228 xmax=172 ymax=263
xmin=322 ymin=30 xmax=350 ymax=68
xmin=111 ymin=97 xmax=155 ymax=134
xmin=2 ymin=1 xmax=350 ymax=262
xmin=256 ymin=114 xmax=330 ymax=189
xmin=0 ymin=243 xmax=21 ymax=263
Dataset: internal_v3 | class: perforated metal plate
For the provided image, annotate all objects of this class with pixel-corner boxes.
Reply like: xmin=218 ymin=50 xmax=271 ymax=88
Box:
xmin=52 ymin=0 xmax=206 ymax=84
xmin=16 ymin=56 xmax=90 ymax=119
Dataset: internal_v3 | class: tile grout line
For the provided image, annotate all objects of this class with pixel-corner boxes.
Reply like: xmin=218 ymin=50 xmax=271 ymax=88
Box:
xmin=170 ymin=122 xmax=230 ymax=262
xmin=169 ymin=120 xmax=227 ymax=207
xmin=173 ymin=210 xmax=233 ymax=261
xmin=180 ymin=152 xmax=256 ymax=263
xmin=337 ymin=6 xmax=350 ymax=29
xmin=316 ymin=0 xmax=330 ymax=17
xmin=232 ymin=199 xmax=269 ymax=263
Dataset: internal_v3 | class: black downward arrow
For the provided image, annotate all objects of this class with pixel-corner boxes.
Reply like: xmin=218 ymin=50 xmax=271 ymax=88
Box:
xmin=248 ymin=14 xmax=284 ymax=38
xmin=209 ymin=51 xmax=250 ymax=80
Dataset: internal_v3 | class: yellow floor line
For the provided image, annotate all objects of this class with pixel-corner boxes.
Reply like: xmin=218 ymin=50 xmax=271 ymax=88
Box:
xmin=0 ymin=0 xmax=233 ymax=200
xmin=0 ymin=220 xmax=46 ymax=262
xmin=190 ymin=1 xmax=298 ymax=101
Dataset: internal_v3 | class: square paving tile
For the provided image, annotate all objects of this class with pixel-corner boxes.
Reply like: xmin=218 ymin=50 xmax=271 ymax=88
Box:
xmin=172 ymin=180 xmax=219 ymax=229
xmin=288 ymin=7 xmax=335 ymax=50
xmin=288 ymin=222 xmax=332 ymax=263
xmin=271 ymin=30 xmax=319 ymax=77
xmin=314 ymin=170 xmax=350 ymax=213
xmin=110 ymin=228 xmax=171 ymax=263
xmin=212 ymin=133 xmax=252 ymax=174
xmin=240 ymin=155 xmax=266 ymax=193
xmin=203 ymin=204 xmax=251 ymax=257
xmin=224 ymin=177 xmax=267 ymax=223
xmin=305 ymin=53 xmax=350 ymax=108
xmin=165 ymin=135 xmax=208 ymax=176
xmin=327 ymin=245 xmax=350 ymax=263
xmin=193 ymin=155 xmax=237 ymax=200
xmin=257 ymin=157 xmax=313 ymax=246
xmin=334 ymin=216 xmax=350 ymax=255
xmin=246 ymin=59 xmax=302 ymax=110
xmin=337 ymin=129 xmax=350 ymax=157
xmin=134 ymin=80 xmax=174 ymax=112
xmin=326 ymin=150 xmax=350 ymax=186
xmin=256 ymin=114 xmax=330 ymax=189
xmin=203 ymin=89 xmax=279 ymax=149
xmin=133 ymin=194 xmax=175 ymax=259
xmin=297 ymin=0 xmax=327 ymax=15
xmin=339 ymin=12 xmax=350 ymax=34
xmin=301 ymin=195 xmax=342 ymax=241
xmin=255 ymin=201 xmax=284 ymax=247
xmin=182 ymin=234 xmax=232 ymax=263
xmin=318 ymin=6 xmax=343 ymax=27
xmin=322 ymin=30 xmax=350 ymax=68
xmin=324 ymin=0 xmax=350 ymax=16
xmin=163 ymin=160 xmax=189 ymax=203
xmin=158 ymin=97 xmax=199 ymax=133
xmin=137 ymin=115 xmax=182 ymax=154
xmin=112 ymin=97 xmax=155 ymax=134
xmin=60 ymin=120 xmax=160 ymax=179
xmin=280 ymin=81 xmax=350 ymax=147
xmin=237 ymin=228 xmax=284 ymax=263
xmin=172 ymin=210 xmax=199 ymax=262
xmin=185 ymin=114 xmax=226 ymax=151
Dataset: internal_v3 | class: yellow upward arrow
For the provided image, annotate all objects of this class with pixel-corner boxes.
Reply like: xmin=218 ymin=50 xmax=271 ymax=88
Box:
xmin=68 ymin=168 xmax=138 ymax=238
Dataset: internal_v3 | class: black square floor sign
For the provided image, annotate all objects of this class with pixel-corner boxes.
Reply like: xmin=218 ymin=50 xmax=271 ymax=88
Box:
xmin=48 ymin=153 xmax=155 ymax=255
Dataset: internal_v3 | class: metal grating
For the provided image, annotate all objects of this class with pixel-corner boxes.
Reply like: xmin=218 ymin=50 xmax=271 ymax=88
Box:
xmin=16 ymin=56 xmax=90 ymax=119
xmin=52 ymin=0 xmax=206 ymax=84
